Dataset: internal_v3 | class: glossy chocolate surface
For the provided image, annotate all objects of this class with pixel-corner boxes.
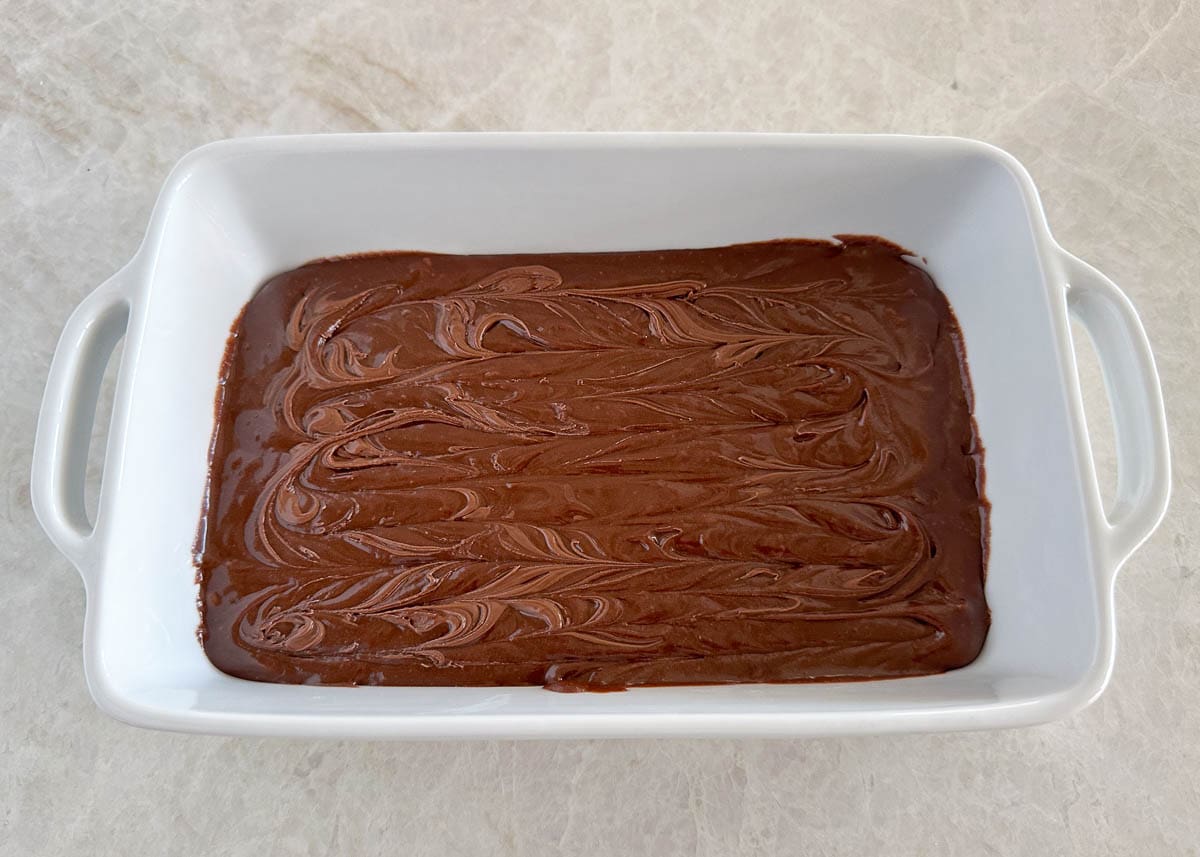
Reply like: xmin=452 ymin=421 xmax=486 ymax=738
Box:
xmin=196 ymin=238 xmax=989 ymax=689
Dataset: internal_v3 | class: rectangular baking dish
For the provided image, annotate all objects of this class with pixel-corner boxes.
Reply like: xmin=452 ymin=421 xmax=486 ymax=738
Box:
xmin=32 ymin=133 xmax=1170 ymax=738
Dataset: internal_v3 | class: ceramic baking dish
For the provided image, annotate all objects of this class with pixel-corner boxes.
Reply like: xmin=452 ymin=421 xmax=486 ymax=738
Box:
xmin=33 ymin=133 xmax=1170 ymax=738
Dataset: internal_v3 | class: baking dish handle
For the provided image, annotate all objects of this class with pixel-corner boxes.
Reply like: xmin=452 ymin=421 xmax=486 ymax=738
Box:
xmin=1060 ymin=249 xmax=1171 ymax=571
xmin=31 ymin=265 xmax=134 ymax=580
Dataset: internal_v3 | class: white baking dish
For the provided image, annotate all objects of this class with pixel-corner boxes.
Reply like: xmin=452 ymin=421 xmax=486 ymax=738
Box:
xmin=32 ymin=133 xmax=1170 ymax=738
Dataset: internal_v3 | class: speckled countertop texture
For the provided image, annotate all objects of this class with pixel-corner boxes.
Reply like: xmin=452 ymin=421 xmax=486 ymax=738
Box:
xmin=2 ymin=1 xmax=1197 ymax=854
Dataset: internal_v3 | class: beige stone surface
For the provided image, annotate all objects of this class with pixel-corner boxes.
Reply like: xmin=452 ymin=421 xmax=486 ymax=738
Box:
xmin=2 ymin=1 xmax=1198 ymax=854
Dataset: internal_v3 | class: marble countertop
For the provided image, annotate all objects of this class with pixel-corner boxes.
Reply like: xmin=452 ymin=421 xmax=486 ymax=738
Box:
xmin=3 ymin=1 xmax=1197 ymax=854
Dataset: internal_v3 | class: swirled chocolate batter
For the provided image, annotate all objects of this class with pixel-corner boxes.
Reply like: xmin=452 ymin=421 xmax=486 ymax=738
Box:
xmin=196 ymin=237 xmax=989 ymax=690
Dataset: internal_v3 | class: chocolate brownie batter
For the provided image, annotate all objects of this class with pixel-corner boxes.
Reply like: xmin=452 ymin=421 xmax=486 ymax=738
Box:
xmin=196 ymin=238 xmax=989 ymax=689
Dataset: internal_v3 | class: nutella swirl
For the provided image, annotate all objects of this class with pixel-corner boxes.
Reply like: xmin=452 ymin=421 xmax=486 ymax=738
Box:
xmin=196 ymin=238 xmax=989 ymax=689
